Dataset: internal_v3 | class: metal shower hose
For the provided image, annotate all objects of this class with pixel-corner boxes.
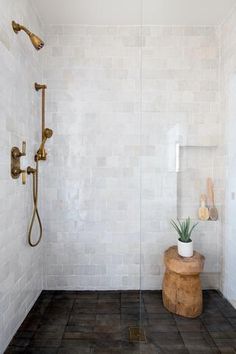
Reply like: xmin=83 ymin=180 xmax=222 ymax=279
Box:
xmin=28 ymin=159 xmax=43 ymax=247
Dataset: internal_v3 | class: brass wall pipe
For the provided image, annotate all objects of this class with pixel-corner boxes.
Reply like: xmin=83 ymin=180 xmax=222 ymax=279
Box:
xmin=35 ymin=83 xmax=53 ymax=161
xmin=35 ymin=83 xmax=47 ymax=142
xmin=42 ymin=88 xmax=45 ymax=141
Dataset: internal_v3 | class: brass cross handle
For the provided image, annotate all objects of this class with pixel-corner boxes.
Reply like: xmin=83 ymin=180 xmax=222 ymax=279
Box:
xmin=11 ymin=167 xmax=26 ymax=185
xmin=11 ymin=141 xmax=26 ymax=159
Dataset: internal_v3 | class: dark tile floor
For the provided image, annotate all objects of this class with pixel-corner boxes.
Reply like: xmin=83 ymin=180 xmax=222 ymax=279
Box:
xmin=5 ymin=290 xmax=236 ymax=354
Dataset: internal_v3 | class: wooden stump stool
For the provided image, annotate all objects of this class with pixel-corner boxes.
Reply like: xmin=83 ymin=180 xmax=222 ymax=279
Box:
xmin=162 ymin=246 xmax=205 ymax=318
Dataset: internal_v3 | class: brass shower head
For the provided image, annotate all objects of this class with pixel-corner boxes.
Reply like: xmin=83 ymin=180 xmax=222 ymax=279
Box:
xmin=12 ymin=21 xmax=44 ymax=50
xmin=39 ymin=128 xmax=53 ymax=150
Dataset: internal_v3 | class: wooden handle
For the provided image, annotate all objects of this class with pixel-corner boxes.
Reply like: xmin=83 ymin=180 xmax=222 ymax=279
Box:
xmin=198 ymin=194 xmax=209 ymax=220
xmin=200 ymin=194 xmax=207 ymax=207
xmin=207 ymin=178 xmax=214 ymax=206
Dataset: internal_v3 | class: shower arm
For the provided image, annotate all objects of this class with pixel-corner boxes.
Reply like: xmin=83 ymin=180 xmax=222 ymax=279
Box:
xmin=16 ymin=24 xmax=31 ymax=37
xmin=12 ymin=21 xmax=32 ymax=36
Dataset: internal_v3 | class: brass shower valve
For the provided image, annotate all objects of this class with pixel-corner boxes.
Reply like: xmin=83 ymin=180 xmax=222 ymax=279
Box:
xmin=11 ymin=167 xmax=26 ymax=184
xmin=11 ymin=141 xmax=27 ymax=184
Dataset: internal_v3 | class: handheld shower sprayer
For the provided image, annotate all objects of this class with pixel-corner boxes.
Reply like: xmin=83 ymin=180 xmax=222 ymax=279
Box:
xmin=37 ymin=128 xmax=53 ymax=161
xmin=27 ymin=83 xmax=53 ymax=247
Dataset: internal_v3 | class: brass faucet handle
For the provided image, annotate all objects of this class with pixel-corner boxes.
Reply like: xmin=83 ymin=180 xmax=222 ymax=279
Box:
xmin=11 ymin=167 xmax=26 ymax=184
xmin=22 ymin=170 xmax=26 ymax=185
xmin=11 ymin=147 xmax=20 ymax=159
xmin=21 ymin=141 xmax=26 ymax=156
xmin=12 ymin=141 xmax=26 ymax=159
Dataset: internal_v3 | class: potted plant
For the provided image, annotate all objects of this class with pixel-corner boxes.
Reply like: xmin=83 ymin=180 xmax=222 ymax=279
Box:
xmin=170 ymin=217 xmax=198 ymax=257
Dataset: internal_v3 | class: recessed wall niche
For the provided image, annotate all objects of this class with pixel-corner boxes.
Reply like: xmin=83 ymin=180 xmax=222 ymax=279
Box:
xmin=177 ymin=145 xmax=218 ymax=220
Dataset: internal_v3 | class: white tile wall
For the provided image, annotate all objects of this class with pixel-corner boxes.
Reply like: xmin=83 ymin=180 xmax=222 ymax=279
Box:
xmin=141 ymin=25 xmax=222 ymax=290
xmin=0 ymin=0 xmax=44 ymax=351
xmin=42 ymin=24 xmax=222 ymax=291
xmin=220 ymin=6 xmax=236 ymax=307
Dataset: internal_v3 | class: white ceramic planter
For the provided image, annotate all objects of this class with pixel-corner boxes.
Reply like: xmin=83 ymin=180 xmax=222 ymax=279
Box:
xmin=178 ymin=239 xmax=193 ymax=257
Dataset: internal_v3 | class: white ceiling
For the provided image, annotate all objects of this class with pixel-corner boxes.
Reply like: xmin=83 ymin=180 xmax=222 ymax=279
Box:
xmin=32 ymin=0 xmax=236 ymax=26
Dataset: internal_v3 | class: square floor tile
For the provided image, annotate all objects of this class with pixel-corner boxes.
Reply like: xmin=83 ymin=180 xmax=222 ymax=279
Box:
xmin=5 ymin=290 xmax=236 ymax=354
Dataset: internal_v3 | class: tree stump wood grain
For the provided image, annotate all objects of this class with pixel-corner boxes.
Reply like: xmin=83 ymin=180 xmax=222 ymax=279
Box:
xmin=162 ymin=246 xmax=205 ymax=318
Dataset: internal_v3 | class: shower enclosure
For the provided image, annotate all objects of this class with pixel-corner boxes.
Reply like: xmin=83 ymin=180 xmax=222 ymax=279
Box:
xmin=43 ymin=0 xmax=148 ymax=342
xmin=1 ymin=0 xmax=231 ymax=351
xmin=40 ymin=0 xmax=223 ymax=345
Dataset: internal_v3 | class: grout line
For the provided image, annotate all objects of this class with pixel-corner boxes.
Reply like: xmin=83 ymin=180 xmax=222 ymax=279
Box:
xmin=200 ymin=311 xmax=222 ymax=352
xmin=172 ymin=313 xmax=190 ymax=354
xmin=200 ymin=291 xmax=234 ymax=352
xmin=28 ymin=290 xmax=55 ymax=347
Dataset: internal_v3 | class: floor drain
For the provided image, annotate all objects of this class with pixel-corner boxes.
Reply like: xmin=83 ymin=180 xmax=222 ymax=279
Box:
xmin=129 ymin=327 xmax=147 ymax=342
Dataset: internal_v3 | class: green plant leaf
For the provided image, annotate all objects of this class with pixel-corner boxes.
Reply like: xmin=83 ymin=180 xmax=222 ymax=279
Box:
xmin=170 ymin=220 xmax=182 ymax=237
xmin=189 ymin=222 xmax=198 ymax=238
xmin=170 ymin=217 xmax=198 ymax=243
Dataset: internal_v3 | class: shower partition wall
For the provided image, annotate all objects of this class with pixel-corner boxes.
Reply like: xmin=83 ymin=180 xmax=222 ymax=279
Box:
xmin=41 ymin=4 xmax=224 ymax=349
xmin=139 ymin=20 xmax=223 ymax=316
xmin=40 ymin=3 xmax=146 ymax=345
xmin=42 ymin=0 xmax=144 ymax=313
